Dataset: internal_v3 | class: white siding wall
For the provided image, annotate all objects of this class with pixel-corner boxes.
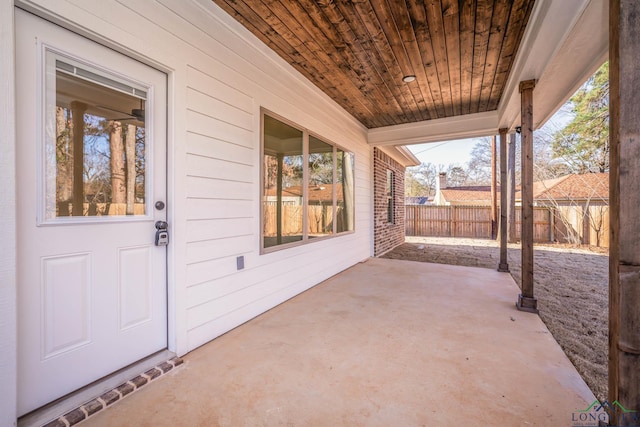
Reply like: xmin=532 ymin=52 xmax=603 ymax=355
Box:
xmin=17 ymin=0 xmax=371 ymax=355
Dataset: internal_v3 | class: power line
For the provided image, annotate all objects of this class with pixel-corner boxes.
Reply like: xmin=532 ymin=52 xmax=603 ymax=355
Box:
xmin=412 ymin=140 xmax=452 ymax=155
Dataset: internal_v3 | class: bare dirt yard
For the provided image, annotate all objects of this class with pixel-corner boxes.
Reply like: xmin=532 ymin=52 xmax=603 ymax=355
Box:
xmin=382 ymin=236 xmax=608 ymax=401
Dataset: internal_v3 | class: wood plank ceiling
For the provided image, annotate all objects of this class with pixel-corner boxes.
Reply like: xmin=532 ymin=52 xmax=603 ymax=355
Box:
xmin=212 ymin=0 xmax=536 ymax=129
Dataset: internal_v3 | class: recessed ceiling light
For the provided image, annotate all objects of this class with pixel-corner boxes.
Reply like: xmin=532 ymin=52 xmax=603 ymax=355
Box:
xmin=402 ymin=75 xmax=416 ymax=83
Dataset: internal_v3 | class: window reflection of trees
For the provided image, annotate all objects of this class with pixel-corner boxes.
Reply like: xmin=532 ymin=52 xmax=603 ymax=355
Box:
xmin=54 ymin=107 xmax=145 ymax=217
xmin=262 ymin=114 xmax=355 ymax=250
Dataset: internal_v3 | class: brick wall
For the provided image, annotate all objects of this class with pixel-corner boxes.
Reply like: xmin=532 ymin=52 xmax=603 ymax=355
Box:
xmin=373 ymin=147 xmax=406 ymax=256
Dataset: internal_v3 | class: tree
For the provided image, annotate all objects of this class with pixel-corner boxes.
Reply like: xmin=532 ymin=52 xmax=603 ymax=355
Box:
xmin=466 ymin=129 xmax=571 ymax=187
xmin=55 ymin=107 xmax=73 ymax=209
xmin=308 ymin=151 xmax=334 ymax=185
xmin=125 ymin=123 xmax=137 ymax=214
xmin=552 ymin=62 xmax=609 ymax=173
xmin=447 ymin=165 xmax=467 ymax=186
xmin=405 ymin=162 xmax=437 ymax=196
xmin=466 ymin=137 xmax=493 ymax=184
xmin=532 ymin=123 xmax=573 ymax=182
xmin=109 ymin=121 xmax=126 ymax=204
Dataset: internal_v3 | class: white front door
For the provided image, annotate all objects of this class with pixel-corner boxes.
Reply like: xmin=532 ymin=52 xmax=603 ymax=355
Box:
xmin=16 ymin=10 xmax=168 ymax=416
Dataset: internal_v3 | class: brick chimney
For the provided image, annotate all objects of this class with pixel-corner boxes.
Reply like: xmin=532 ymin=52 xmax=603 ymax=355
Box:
xmin=438 ymin=172 xmax=447 ymax=191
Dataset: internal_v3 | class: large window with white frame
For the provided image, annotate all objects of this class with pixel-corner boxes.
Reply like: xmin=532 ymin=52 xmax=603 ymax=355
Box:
xmin=262 ymin=112 xmax=354 ymax=252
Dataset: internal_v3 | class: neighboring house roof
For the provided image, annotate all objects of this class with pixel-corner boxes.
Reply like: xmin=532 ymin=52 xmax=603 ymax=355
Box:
xmin=307 ymin=184 xmax=343 ymax=203
xmin=265 ymin=186 xmax=302 ymax=198
xmin=265 ymin=184 xmax=342 ymax=203
xmin=438 ymin=173 xmax=609 ymax=204
xmin=439 ymin=186 xmax=500 ymax=204
xmin=532 ymin=173 xmax=609 ymax=201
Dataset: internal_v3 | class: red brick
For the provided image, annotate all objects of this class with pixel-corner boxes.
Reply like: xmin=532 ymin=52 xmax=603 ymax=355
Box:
xmin=373 ymin=148 xmax=406 ymax=256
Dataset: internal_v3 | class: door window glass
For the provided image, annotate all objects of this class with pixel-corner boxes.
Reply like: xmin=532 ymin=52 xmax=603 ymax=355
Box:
xmin=44 ymin=53 xmax=148 ymax=220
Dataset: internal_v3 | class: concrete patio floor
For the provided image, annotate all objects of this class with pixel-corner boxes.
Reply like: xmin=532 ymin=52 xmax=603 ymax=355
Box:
xmin=83 ymin=258 xmax=594 ymax=426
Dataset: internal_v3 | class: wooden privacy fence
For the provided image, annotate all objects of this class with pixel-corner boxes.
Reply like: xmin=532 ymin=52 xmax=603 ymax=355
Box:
xmin=405 ymin=205 xmax=550 ymax=242
xmin=405 ymin=205 xmax=493 ymax=239
xmin=405 ymin=204 xmax=609 ymax=247
xmin=56 ymin=202 xmax=146 ymax=216
xmin=263 ymin=202 xmax=347 ymax=236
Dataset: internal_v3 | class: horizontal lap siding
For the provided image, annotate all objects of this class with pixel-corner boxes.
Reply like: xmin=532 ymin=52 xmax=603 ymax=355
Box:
xmin=179 ymin=15 xmax=371 ymax=349
xmin=185 ymin=231 xmax=368 ymax=347
xmin=186 ymin=53 xmax=260 ymax=336
xmin=33 ymin=0 xmax=371 ymax=354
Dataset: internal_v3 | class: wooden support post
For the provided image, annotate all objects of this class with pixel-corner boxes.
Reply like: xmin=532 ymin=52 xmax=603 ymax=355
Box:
xmin=610 ymin=0 xmax=640 ymax=422
xmin=490 ymin=135 xmax=497 ymax=240
xmin=516 ymin=80 xmax=538 ymax=314
xmin=498 ymin=128 xmax=509 ymax=272
xmin=70 ymin=101 xmax=87 ymax=216
xmin=507 ymin=133 xmax=517 ymax=243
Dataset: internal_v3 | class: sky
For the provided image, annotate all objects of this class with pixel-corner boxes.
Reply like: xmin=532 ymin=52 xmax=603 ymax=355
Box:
xmin=407 ymin=105 xmax=574 ymax=169
xmin=409 ymin=138 xmax=477 ymax=168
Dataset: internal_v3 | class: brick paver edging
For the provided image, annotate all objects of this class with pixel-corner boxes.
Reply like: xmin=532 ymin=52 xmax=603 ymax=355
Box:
xmin=42 ymin=356 xmax=184 ymax=427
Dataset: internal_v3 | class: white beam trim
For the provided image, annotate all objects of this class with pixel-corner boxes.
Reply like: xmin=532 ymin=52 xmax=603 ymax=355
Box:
xmin=368 ymin=111 xmax=498 ymax=147
xmin=528 ymin=0 xmax=608 ymax=128
xmin=498 ymin=0 xmax=607 ymax=130
xmin=395 ymin=146 xmax=421 ymax=166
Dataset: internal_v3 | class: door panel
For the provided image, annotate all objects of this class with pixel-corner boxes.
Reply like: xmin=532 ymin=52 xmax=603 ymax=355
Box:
xmin=118 ymin=246 xmax=153 ymax=330
xmin=16 ymin=10 xmax=168 ymax=416
xmin=42 ymin=253 xmax=92 ymax=358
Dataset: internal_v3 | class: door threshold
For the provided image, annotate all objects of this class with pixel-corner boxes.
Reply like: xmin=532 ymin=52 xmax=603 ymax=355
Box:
xmin=19 ymin=350 xmax=183 ymax=427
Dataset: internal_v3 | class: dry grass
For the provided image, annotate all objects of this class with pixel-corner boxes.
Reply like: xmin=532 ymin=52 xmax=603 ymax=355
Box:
xmin=382 ymin=237 xmax=608 ymax=401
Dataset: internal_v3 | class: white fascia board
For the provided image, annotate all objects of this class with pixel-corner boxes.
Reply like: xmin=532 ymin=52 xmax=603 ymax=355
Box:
xmin=528 ymin=0 xmax=608 ymax=128
xmin=378 ymin=145 xmax=421 ymax=167
xmin=368 ymin=110 xmax=499 ymax=147
xmin=498 ymin=0 xmax=607 ymax=130
xmin=396 ymin=146 xmax=421 ymax=166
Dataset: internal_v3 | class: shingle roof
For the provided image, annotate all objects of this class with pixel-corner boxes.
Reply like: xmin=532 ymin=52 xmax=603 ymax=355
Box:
xmin=440 ymin=186 xmax=499 ymax=203
xmin=265 ymin=184 xmax=342 ymax=202
xmin=439 ymin=173 xmax=609 ymax=203
xmin=532 ymin=173 xmax=608 ymax=201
